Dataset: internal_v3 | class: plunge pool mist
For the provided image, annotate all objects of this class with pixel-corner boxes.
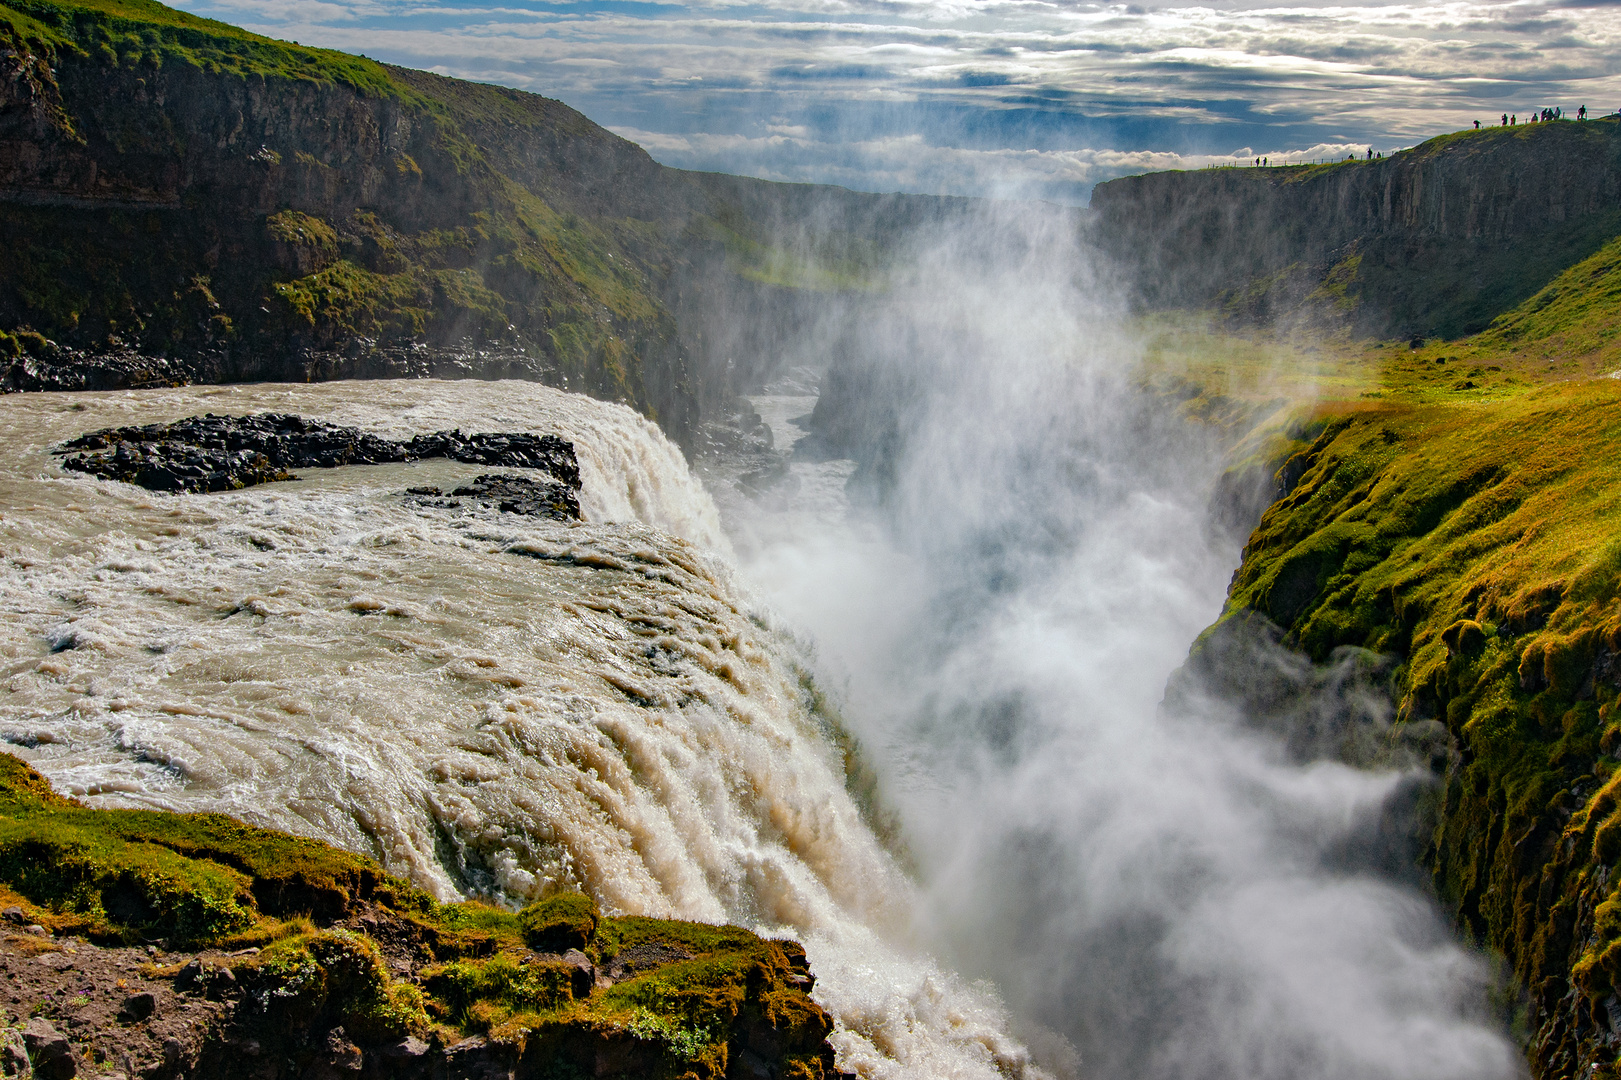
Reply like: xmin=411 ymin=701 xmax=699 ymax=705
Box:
xmin=712 ymin=209 xmax=1528 ymax=1080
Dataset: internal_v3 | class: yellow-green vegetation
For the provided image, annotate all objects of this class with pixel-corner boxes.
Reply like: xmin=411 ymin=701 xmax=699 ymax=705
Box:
xmin=421 ymin=899 xmax=831 ymax=1078
xmin=239 ymin=927 xmax=430 ymax=1042
xmin=1473 ymin=232 xmax=1621 ymax=377
xmin=0 ymin=753 xmax=835 ymax=1077
xmin=0 ymin=0 xmax=403 ymax=100
xmin=1186 ymin=211 xmax=1621 ymax=1076
xmin=0 ymin=752 xmax=426 ymax=942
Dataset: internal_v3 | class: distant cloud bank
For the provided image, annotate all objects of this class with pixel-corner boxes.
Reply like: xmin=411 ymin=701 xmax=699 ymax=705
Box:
xmin=179 ymin=0 xmax=1621 ymax=202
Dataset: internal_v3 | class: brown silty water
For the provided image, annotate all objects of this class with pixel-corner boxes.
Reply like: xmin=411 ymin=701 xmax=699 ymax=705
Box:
xmin=0 ymin=378 xmax=1050 ymax=1080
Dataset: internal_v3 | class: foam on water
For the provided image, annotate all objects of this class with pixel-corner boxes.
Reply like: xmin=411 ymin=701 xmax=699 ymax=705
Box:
xmin=0 ymin=380 xmax=1044 ymax=1080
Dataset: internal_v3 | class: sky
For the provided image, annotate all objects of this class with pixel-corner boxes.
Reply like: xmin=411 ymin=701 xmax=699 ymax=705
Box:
xmin=173 ymin=0 xmax=1621 ymax=203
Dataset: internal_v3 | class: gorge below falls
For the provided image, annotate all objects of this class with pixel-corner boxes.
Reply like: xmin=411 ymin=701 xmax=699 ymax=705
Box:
xmin=0 ymin=346 xmax=1529 ymax=1078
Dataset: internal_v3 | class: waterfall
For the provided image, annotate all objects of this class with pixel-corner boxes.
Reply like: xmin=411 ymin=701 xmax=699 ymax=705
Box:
xmin=722 ymin=206 xmax=1526 ymax=1080
xmin=0 ymin=379 xmax=1046 ymax=1079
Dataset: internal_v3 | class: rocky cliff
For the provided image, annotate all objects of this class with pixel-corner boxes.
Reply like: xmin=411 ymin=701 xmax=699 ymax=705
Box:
xmin=0 ymin=0 xmax=962 ymax=448
xmin=1090 ymin=120 xmax=1621 ymax=340
xmin=1181 ymin=234 xmax=1621 ymax=1080
xmin=0 ymin=753 xmax=842 ymax=1080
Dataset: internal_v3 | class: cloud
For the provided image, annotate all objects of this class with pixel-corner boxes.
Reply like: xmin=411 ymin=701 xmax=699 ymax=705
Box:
xmin=607 ymin=123 xmax=1382 ymax=201
xmin=171 ymin=0 xmax=1621 ymax=199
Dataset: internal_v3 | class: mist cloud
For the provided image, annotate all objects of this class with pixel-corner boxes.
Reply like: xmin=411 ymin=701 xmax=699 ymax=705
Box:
xmin=725 ymin=205 xmax=1526 ymax=1079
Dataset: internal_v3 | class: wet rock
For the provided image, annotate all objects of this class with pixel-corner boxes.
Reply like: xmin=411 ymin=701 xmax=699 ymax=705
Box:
xmin=323 ymin=1028 xmax=362 ymax=1072
xmin=1 ymin=907 xmax=23 ymax=925
xmin=439 ymin=473 xmax=580 ymax=520
xmin=560 ymin=949 xmax=595 ymax=997
xmin=207 ymin=966 xmax=237 ymax=998
xmin=441 ymin=1036 xmax=512 ymax=1080
xmin=378 ymin=1037 xmax=428 ymax=1061
xmin=602 ymin=942 xmax=694 ymax=982
xmin=21 ymin=1019 xmax=73 ymax=1080
xmin=54 ymin=414 xmax=580 ymax=510
xmin=174 ymin=958 xmax=204 ymax=993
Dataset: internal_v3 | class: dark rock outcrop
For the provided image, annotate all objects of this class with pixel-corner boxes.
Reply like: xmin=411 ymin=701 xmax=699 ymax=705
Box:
xmin=54 ymin=412 xmax=580 ymax=508
xmin=405 ymin=474 xmax=580 ymax=521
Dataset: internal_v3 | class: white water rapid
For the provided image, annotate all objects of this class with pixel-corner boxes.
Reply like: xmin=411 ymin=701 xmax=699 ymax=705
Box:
xmin=0 ymin=209 xmax=1530 ymax=1080
xmin=0 ymin=379 xmax=1041 ymax=1078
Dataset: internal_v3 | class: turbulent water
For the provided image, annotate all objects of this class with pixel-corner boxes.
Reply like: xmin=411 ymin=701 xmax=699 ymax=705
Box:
xmin=2 ymin=215 xmax=1531 ymax=1080
xmin=0 ymin=380 xmax=1038 ymax=1079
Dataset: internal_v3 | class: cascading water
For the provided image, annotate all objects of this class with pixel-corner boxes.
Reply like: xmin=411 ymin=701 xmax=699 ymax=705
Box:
xmin=0 ymin=379 xmax=1044 ymax=1079
xmin=0 ymin=212 xmax=1528 ymax=1080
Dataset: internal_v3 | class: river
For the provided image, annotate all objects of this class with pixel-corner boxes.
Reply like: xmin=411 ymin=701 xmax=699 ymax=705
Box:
xmin=0 ymin=217 xmax=1528 ymax=1080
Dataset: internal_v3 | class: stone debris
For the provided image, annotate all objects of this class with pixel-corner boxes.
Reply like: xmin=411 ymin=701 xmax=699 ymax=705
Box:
xmin=20 ymin=1020 xmax=73 ymax=1080
xmin=404 ymin=473 xmax=580 ymax=521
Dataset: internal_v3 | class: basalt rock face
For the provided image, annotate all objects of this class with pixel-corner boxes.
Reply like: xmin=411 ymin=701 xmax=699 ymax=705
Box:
xmin=0 ymin=0 xmax=965 ymax=448
xmin=0 ymin=5 xmax=697 ymax=428
xmin=54 ymin=412 xmax=581 ymax=507
xmin=1089 ymin=119 xmax=1621 ymax=339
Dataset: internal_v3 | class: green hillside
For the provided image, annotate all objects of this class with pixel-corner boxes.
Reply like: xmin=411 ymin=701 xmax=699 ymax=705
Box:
xmin=1178 ymin=228 xmax=1621 ymax=1079
xmin=0 ymin=0 xmax=943 ymax=444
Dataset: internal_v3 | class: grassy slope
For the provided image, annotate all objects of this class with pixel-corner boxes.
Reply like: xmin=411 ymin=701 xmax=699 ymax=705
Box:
xmin=0 ymin=752 xmax=833 ymax=1078
xmin=0 ymin=0 xmax=889 ymax=437
xmin=0 ymin=0 xmax=646 ymax=389
xmin=0 ymin=0 xmax=402 ymax=94
xmin=1176 ymin=229 xmax=1621 ymax=1077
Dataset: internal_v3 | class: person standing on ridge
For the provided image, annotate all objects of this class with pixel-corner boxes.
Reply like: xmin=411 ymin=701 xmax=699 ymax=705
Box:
xmin=1474 ymin=120 xmax=1480 ymax=129
xmin=1578 ymin=105 xmax=1586 ymax=120
xmin=1502 ymin=113 xmax=1509 ymax=125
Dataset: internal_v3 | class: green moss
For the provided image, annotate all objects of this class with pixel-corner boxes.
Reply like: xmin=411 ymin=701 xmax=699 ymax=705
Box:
xmin=0 ymin=751 xmax=426 ymax=941
xmin=0 ymin=754 xmax=835 ymax=1073
xmin=265 ymin=211 xmax=339 ymax=264
xmin=1208 ymin=378 xmax=1621 ymax=1070
xmin=422 ymin=951 xmax=584 ymax=1030
xmin=518 ymin=893 xmax=598 ymax=953
xmin=1474 ymin=232 xmax=1621 ymax=370
xmin=240 ymin=928 xmax=429 ymax=1040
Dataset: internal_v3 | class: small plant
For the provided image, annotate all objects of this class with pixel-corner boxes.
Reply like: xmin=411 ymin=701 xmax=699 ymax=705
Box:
xmin=624 ymin=1008 xmax=715 ymax=1060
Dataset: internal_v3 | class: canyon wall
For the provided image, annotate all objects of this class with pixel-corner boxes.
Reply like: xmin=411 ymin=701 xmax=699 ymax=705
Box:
xmin=1089 ymin=119 xmax=1621 ymax=338
xmin=0 ymin=0 xmax=962 ymax=447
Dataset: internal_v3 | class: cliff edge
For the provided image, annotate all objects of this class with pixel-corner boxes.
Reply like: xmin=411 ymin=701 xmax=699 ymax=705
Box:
xmin=1090 ymin=120 xmax=1621 ymax=340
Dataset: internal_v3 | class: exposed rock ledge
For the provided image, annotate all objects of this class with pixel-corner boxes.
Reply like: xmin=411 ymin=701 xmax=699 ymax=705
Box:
xmin=0 ymin=753 xmax=845 ymax=1080
xmin=53 ymin=413 xmax=580 ymax=519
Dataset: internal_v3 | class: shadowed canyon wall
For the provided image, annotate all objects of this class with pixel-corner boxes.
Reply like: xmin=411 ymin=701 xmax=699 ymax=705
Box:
xmin=1089 ymin=119 xmax=1621 ymax=339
